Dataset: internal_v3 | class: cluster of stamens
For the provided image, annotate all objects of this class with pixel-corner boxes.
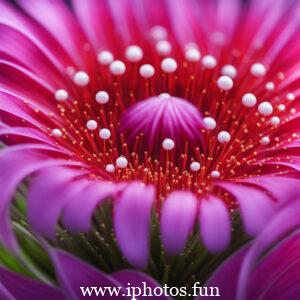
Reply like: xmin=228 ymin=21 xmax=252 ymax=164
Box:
xmin=40 ymin=26 xmax=298 ymax=202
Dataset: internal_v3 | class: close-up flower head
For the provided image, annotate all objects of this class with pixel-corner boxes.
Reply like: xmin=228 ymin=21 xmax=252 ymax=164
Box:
xmin=0 ymin=0 xmax=299 ymax=299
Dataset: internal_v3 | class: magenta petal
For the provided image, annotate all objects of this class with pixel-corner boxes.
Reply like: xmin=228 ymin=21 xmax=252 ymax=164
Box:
xmin=199 ymin=196 xmax=231 ymax=252
xmin=114 ymin=182 xmax=155 ymax=269
xmin=218 ymin=182 xmax=275 ymax=236
xmin=0 ymin=144 xmax=76 ymax=249
xmin=62 ymin=181 xmax=122 ymax=232
xmin=50 ymin=249 xmax=126 ymax=300
xmin=160 ymin=191 xmax=197 ymax=255
xmin=113 ymin=270 xmax=172 ymax=300
xmin=203 ymin=245 xmax=250 ymax=300
xmin=28 ymin=166 xmax=89 ymax=238
xmin=0 ymin=266 xmax=64 ymax=300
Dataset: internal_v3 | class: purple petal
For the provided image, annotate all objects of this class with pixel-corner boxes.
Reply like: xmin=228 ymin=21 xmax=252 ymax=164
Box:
xmin=237 ymin=199 xmax=300 ymax=299
xmin=218 ymin=182 xmax=276 ymax=236
xmin=62 ymin=181 xmax=123 ymax=232
xmin=114 ymin=270 xmax=172 ymax=300
xmin=0 ymin=144 xmax=77 ymax=249
xmin=0 ymin=266 xmax=64 ymax=300
xmin=28 ymin=166 xmax=87 ymax=238
xmin=114 ymin=182 xmax=155 ymax=269
xmin=160 ymin=191 xmax=197 ymax=255
xmin=199 ymin=195 xmax=231 ymax=252
xmin=203 ymin=245 xmax=250 ymax=300
xmin=50 ymin=249 xmax=126 ymax=299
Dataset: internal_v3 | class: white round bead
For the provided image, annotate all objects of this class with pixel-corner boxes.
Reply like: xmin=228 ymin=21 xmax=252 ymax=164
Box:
xmin=221 ymin=64 xmax=237 ymax=79
xmin=116 ymin=156 xmax=128 ymax=169
xmin=203 ymin=117 xmax=216 ymax=130
xmin=105 ymin=164 xmax=115 ymax=173
xmin=73 ymin=71 xmax=90 ymax=86
xmin=55 ymin=89 xmax=68 ymax=101
xmin=125 ymin=45 xmax=143 ymax=62
xmin=86 ymin=120 xmax=98 ymax=130
xmin=217 ymin=76 xmax=233 ymax=91
xmin=202 ymin=55 xmax=217 ymax=69
xmin=270 ymin=116 xmax=280 ymax=126
xmin=265 ymin=82 xmax=275 ymax=91
xmin=95 ymin=91 xmax=109 ymax=104
xmin=211 ymin=170 xmax=220 ymax=178
xmin=287 ymin=93 xmax=295 ymax=101
xmin=139 ymin=64 xmax=155 ymax=78
xmin=185 ymin=48 xmax=201 ymax=62
xmin=162 ymin=138 xmax=175 ymax=150
xmin=250 ymin=63 xmax=266 ymax=77
xmin=159 ymin=93 xmax=171 ymax=99
xmin=260 ymin=136 xmax=270 ymax=145
xmin=161 ymin=58 xmax=177 ymax=73
xmin=242 ymin=93 xmax=257 ymax=107
xmin=150 ymin=25 xmax=167 ymax=41
xmin=217 ymin=131 xmax=231 ymax=143
xmin=258 ymin=101 xmax=273 ymax=116
xmin=52 ymin=128 xmax=63 ymax=137
xmin=278 ymin=104 xmax=286 ymax=111
xmin=190 ymin=161 xmax=201 ymax=172
xmin=156 ymin=40 xmax=172 ymax=56
xmin=99 ymin=128 xmax=111 ymax=140
xmin=97 ymin=50 xmax=114 ymax=65
xmin=109 ymin=60 xmax=126 ymax=75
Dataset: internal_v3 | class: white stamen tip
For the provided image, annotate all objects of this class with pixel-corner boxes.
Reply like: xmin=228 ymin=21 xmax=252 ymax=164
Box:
xmin=86 ymin=120 xmax=98 ymax=130
xmin=278 ymin=104 xmax=286 ymax=111
xmin=190 ymin=161 xmax=201 ymax=171
xmin=73 ymin=71 xmax=90 ymax=86
xmin=99 ymin=128 xmax=111 ymax=140
xmin=242 ymin=93 xmax=257 ymax=107
xmin=55 ymin=89 xmax=68 ymax=101
xmin=105 ymin=164 xmax=115 ymax=173
xmin=162 ymin=138 xmax=175 ymax=150
xmin=161 ymin=58 xmax=177 ymax=73
xmin=270 ymin=116 xmax=280 ymax=126
xmin=52 ymin=128 xmax=63 ymax=137
xmin=287 ymin=93 xmax=295 ymax=101
xmin=221 ymin=65 xmax=237 ymax=79
xmin=110 ymin=60 xmax=126 ymax=75
xmin=250 ymin=63 xmax=266 ymax=77
xmin=159 ymin=93 xmax=171 ymax=99
xmin=203 ymin=117 xmax=216 ymax=130
xmin=97 ymin=50 xmax=114 ymax=65
xmin=95 ymin=91 xmax=109 ymax=104
xmin=202 ymin=55 xmax=217 ymax=69
xmin=125 ymin=45 xmax=143 ymax=62
xmin=265 ymin=82 xmax=275 ymax=91
xmin=211 ymin=170 xmax=220 ymax=178
xmin=185 ymin=48 xmax=201 ymax=62
xmin=156 ymin=40 xmax=172 ymax=56
xmin=217 ymin=131 xmax=231 ymax=143
xmin=116 ymin=156 xmax=128 ymax=169
xmin=260 ymin=136 xmax=270 ymax=145
xmin=139 ymin=64 xmax=155 ymax=78
xmin=217 ymin=76 xmax=233 ymax=91
xmin=150 ymin=25 xmax=167 ymax=41
xmin=258 ymin=101 xmax=273 ymax=116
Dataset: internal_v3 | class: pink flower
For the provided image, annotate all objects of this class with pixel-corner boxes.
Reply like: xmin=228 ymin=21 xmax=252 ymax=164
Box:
xmin=0 ymin=0 xmax=300 ymax=269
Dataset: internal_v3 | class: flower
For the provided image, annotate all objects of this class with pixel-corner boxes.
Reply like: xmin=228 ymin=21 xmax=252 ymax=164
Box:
xmin=0 ymin=0 xmax=300 ymax=271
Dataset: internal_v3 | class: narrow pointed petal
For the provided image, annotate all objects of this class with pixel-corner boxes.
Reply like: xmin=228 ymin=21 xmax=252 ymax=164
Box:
xmin=114 ymin=182 xmax=155 ymax=269
xmin=199 ymin=196 xmax=231 ymax=252
xmin=160 ymin=191 xmax=197 ymax=255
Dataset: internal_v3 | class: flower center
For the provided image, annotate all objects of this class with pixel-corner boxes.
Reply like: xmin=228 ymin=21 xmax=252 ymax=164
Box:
xmin=120 ymin=95 xmax=204 ymax=157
